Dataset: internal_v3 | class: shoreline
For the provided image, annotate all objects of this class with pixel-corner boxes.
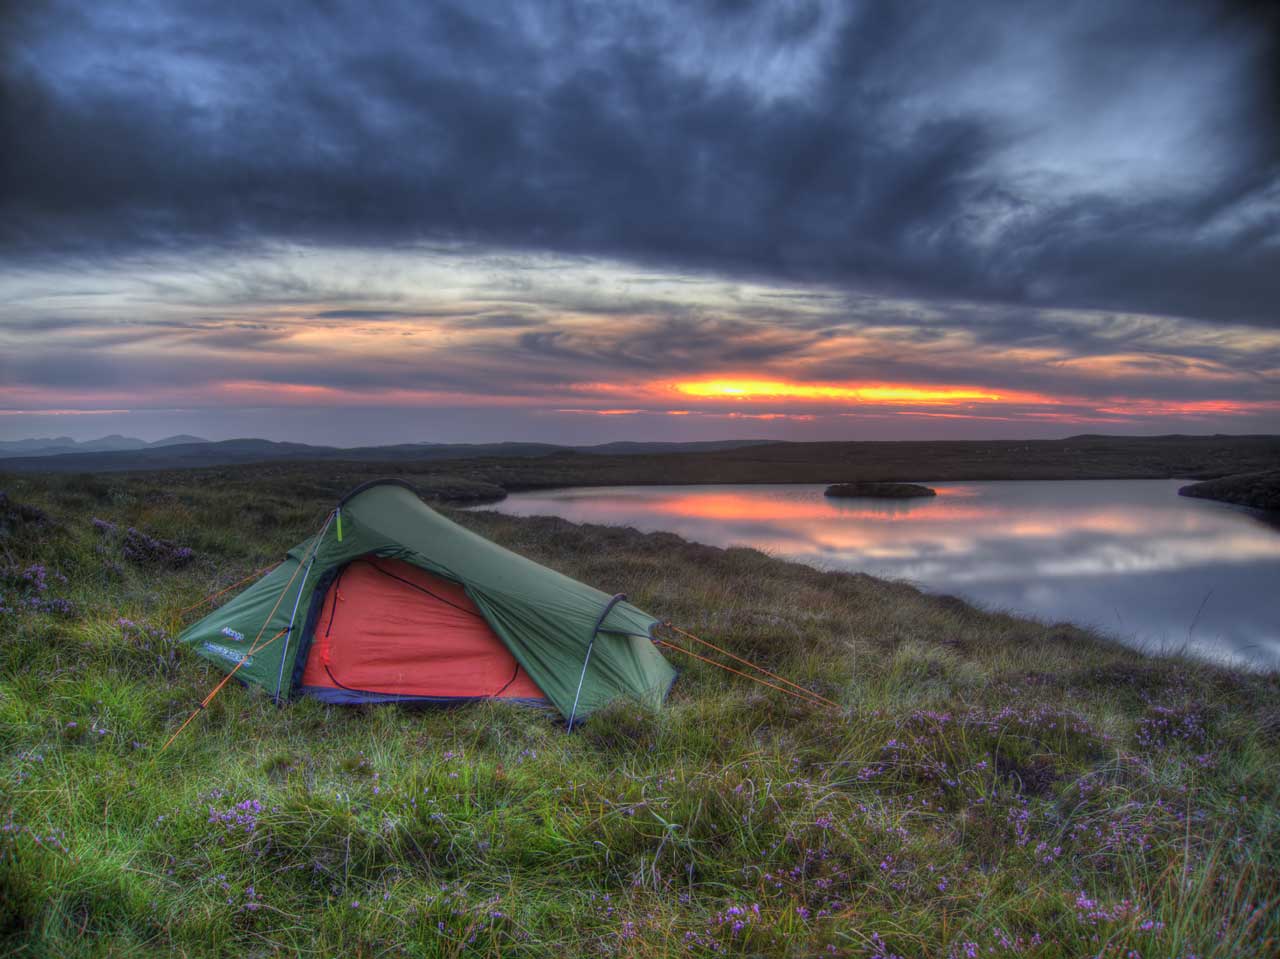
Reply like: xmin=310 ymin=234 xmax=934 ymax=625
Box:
xmin=464 ymin=489 xmax=1278 ymax=677
xmin=458 ymin=473 xmax=1246 ymax=507
xmin=1178 ymin=470 xmax=1280 ymax=514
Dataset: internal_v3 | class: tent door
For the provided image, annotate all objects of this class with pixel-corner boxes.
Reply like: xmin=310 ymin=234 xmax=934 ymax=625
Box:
xmin=298 ymin=556 xmax=546 ymax=704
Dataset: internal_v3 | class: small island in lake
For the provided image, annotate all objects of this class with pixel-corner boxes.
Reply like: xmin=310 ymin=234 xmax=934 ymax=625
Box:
xmin=824 ymin=481 xmax=937 ymax=499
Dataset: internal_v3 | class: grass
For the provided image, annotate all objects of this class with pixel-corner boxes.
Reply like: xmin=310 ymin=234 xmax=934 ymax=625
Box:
xmin=1179 ymin=470 xmax=1280 ymax=513
xmin=1 ymin=469 xmax=1278 ymax=957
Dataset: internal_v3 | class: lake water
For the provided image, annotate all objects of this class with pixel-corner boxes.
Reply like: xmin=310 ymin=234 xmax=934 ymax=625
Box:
xmin=479 ymin=480 xmax=1280 ymax=670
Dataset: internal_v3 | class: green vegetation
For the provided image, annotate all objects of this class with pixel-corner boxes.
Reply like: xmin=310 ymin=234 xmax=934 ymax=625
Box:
xmin=2 ymin=468 xmax=1278 ymax=957
xmin=1179 ymin=470 xmax=1280 ymax=512
xmin=825 ymin=483 xmax=937 ymax=499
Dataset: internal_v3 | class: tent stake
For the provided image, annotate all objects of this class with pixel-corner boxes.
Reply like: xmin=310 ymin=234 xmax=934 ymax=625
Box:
xmin=567 ymin=593 xmax=627 ymax=732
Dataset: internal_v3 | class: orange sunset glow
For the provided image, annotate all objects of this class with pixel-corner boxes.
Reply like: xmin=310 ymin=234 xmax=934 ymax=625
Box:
xmin=545 ymin=373 xmax=1280 ymax=432
xmin=672 ymin=379 xmax=1012 ymax=405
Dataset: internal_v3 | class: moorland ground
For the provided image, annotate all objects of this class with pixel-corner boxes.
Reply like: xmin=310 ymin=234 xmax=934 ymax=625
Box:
xmin=4 ymin=434 xmax=1280 ymax=493
xmin=1 ymin=465 xmax=1278 ymax=957
xmin=1179 ymin=469 xmax=1280 ymax=512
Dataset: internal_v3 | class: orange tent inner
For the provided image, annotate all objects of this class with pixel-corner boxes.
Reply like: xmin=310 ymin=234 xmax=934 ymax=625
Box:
xmin=300 ymin=556 xmax=546 ymax=701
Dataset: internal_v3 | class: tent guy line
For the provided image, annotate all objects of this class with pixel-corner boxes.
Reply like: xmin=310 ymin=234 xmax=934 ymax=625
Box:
xmin=161 ymin=627 xmax=288 ymax=752
xmin=163 ymin=505 xmax=339 ymax=751
xmin=658 ymin=622 xmax=840 ymax=709
xmin=176 ymin=562 xmax=281 ymax=617
xmin=654 ymin=640 xmax=833 ymax=712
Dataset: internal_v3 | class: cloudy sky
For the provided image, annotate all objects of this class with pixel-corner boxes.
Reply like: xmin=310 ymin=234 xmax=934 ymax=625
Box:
xmin=2 ymin=0 xmax=1277 ymax=445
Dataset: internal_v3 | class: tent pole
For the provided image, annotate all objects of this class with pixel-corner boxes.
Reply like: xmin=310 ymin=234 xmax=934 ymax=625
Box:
xmin=274 ymin=511 xmax=334 ymax=705
xmin=567 ymin=593 xmax=626 ymax=732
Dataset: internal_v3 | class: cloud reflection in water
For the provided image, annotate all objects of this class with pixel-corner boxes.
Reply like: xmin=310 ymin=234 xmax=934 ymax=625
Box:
xmin=487 ymin=479 xmax=1280 ymax=669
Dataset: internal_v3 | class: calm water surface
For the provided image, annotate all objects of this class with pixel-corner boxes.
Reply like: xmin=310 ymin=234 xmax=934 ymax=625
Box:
xmin=482 ymin=480 xmax=1280 ymax=669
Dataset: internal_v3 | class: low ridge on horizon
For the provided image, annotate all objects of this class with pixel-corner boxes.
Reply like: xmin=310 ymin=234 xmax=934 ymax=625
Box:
xmin=5 ymin=430 xmax=1278 ymax=459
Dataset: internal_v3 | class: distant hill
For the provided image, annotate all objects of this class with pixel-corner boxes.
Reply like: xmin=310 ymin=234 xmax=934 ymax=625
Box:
xmin=0 ymin=437 xmax=773 ymax=472
xmin=1 ymin=433 xmax=1276 ymax=483
xmin=581 ymin=440 xmax=775 ymax=455
xmin=0 ymin=434 xmax=209 ymax=458
xmin=148 ymin=434 xmax=208 ymax=447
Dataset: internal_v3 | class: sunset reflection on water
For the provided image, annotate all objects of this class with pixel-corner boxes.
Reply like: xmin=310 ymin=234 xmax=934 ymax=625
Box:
xmin=483 ymin=480 xmax=1280 ymax=669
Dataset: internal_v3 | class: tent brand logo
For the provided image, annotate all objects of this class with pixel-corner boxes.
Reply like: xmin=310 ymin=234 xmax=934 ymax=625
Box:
xmin=220 ymin=627 xmax=245 ymax=641
xmin=204 ymin=642 xmax=252 ymax=666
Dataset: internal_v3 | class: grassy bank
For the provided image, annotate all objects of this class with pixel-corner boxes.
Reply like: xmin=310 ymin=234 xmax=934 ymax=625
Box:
xmin=2 ymin=470 xmax=1278 ymax=957
xmin=1179 ymin=470 xmax=1280 ymax=513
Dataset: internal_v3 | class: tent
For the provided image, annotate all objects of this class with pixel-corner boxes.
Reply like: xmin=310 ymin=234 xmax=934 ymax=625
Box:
xmin=178 ymin=480 xmax=675 ymax=722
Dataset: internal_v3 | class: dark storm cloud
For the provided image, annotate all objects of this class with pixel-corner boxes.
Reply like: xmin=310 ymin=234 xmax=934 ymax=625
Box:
xmin=3 ymin=0 xmax=1277 ymax=326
